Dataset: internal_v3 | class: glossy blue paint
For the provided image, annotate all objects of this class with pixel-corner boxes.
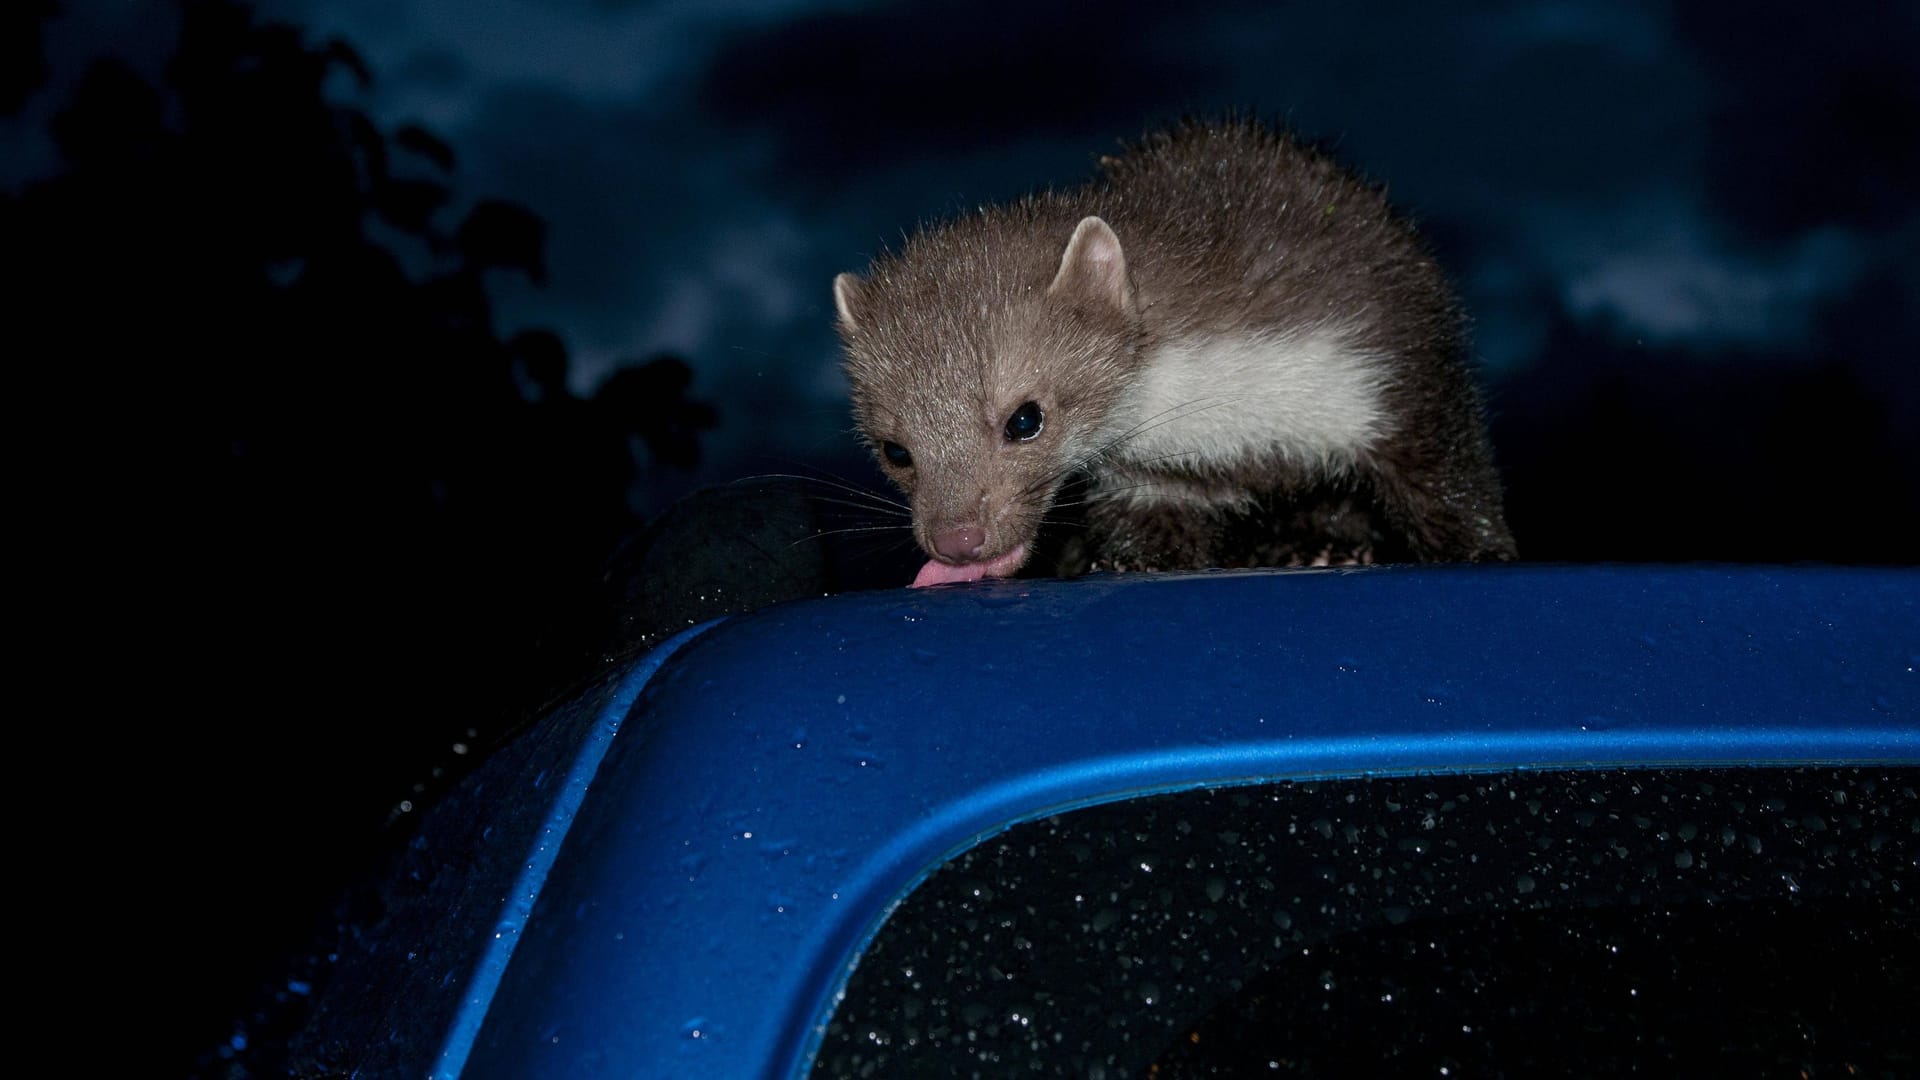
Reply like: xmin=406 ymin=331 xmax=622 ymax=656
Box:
xmin=455 ymin=565 xmax=1916 ymax=1078
xmin=433 ymin=619 xmax=720 ymax=1079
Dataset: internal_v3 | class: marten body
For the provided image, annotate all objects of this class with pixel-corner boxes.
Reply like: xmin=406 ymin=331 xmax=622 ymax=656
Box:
xmin=832 ymin=119 xmax=1516 ymax=586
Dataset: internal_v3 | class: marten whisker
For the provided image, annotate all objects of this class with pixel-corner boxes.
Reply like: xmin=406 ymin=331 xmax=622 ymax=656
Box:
xmin=806 ymin=495 xmax=911 ymax=519
xmin=787 ymin=524 xmax=915 ymax=547
xmin=733 ymin=471 xmax=910 ymax=513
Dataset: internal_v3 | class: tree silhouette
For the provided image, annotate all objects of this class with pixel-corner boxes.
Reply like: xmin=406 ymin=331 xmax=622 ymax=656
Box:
xmin=7 ymin=1 xmax=714 ymax=1072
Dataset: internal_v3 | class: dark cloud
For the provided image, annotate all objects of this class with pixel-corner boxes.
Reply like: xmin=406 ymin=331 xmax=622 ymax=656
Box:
xmin=698 ymin=2 xmax=1710 ymax=216
xmin=698 ymin=0 xmax=1224 ymax=174
xmin=461 ymin=84 xmax=674 ymax=337
xmin=1184 ymin=5 xmax=1705 ymax=210
xmin=388 ymin=42 xmax=467 ymax=89
xmin=1671 ymin=3 xmax=1920 ymax=239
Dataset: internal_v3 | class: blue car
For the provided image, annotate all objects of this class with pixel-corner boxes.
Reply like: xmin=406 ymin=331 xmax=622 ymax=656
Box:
xmin=293 ymin=565 xmax=1918 ymax=1077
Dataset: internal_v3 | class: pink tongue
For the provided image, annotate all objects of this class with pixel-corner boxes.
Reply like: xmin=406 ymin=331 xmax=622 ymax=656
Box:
xmin=910 ymin=544 xmax=1028 ymax=588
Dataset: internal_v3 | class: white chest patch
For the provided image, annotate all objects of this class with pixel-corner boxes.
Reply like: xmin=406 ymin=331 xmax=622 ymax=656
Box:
xmin=1099 ymin=327 xmax=1393 ymax=478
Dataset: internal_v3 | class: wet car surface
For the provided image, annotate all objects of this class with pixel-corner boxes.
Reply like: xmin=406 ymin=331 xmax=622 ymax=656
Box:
xmin=289 ymin=565 xmax=1918 ymax=1077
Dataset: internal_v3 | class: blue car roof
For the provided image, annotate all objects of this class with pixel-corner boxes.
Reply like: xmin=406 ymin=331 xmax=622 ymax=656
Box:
xmin=379 ymin=565 xmax=1916 ymax=1078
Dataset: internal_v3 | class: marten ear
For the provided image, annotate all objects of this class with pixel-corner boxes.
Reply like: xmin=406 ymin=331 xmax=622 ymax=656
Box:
xmin=833 ymin=272 xmax=868 ymax=331
xmin=1048 ymin=216 xmax=1137 ymax=317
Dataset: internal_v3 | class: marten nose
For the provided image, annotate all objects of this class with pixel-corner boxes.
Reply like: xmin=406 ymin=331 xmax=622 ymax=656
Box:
xmin=931 ymin=524 xmax=985 ymax=562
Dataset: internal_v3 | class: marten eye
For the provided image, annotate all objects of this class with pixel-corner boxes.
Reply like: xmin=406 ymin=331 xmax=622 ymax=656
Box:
xmin=1003 ymin=401 xmax=1044 ymax=442
xmin=881 ymin=441 xmax=913 ymax=468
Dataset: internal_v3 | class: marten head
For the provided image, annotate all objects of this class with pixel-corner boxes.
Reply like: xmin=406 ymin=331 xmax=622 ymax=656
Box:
xmin=835 ymin=215 xmax=1145 ymax=586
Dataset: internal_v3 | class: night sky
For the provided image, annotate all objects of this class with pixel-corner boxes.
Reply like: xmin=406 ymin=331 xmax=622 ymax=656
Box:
xmin=10 ymin=1 xmax=1915 ymax=1074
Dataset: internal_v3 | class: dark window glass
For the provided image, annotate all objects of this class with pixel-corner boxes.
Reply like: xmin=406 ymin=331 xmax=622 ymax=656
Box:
xmin=814 ymin=768 xmax=1918 ymax=1077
